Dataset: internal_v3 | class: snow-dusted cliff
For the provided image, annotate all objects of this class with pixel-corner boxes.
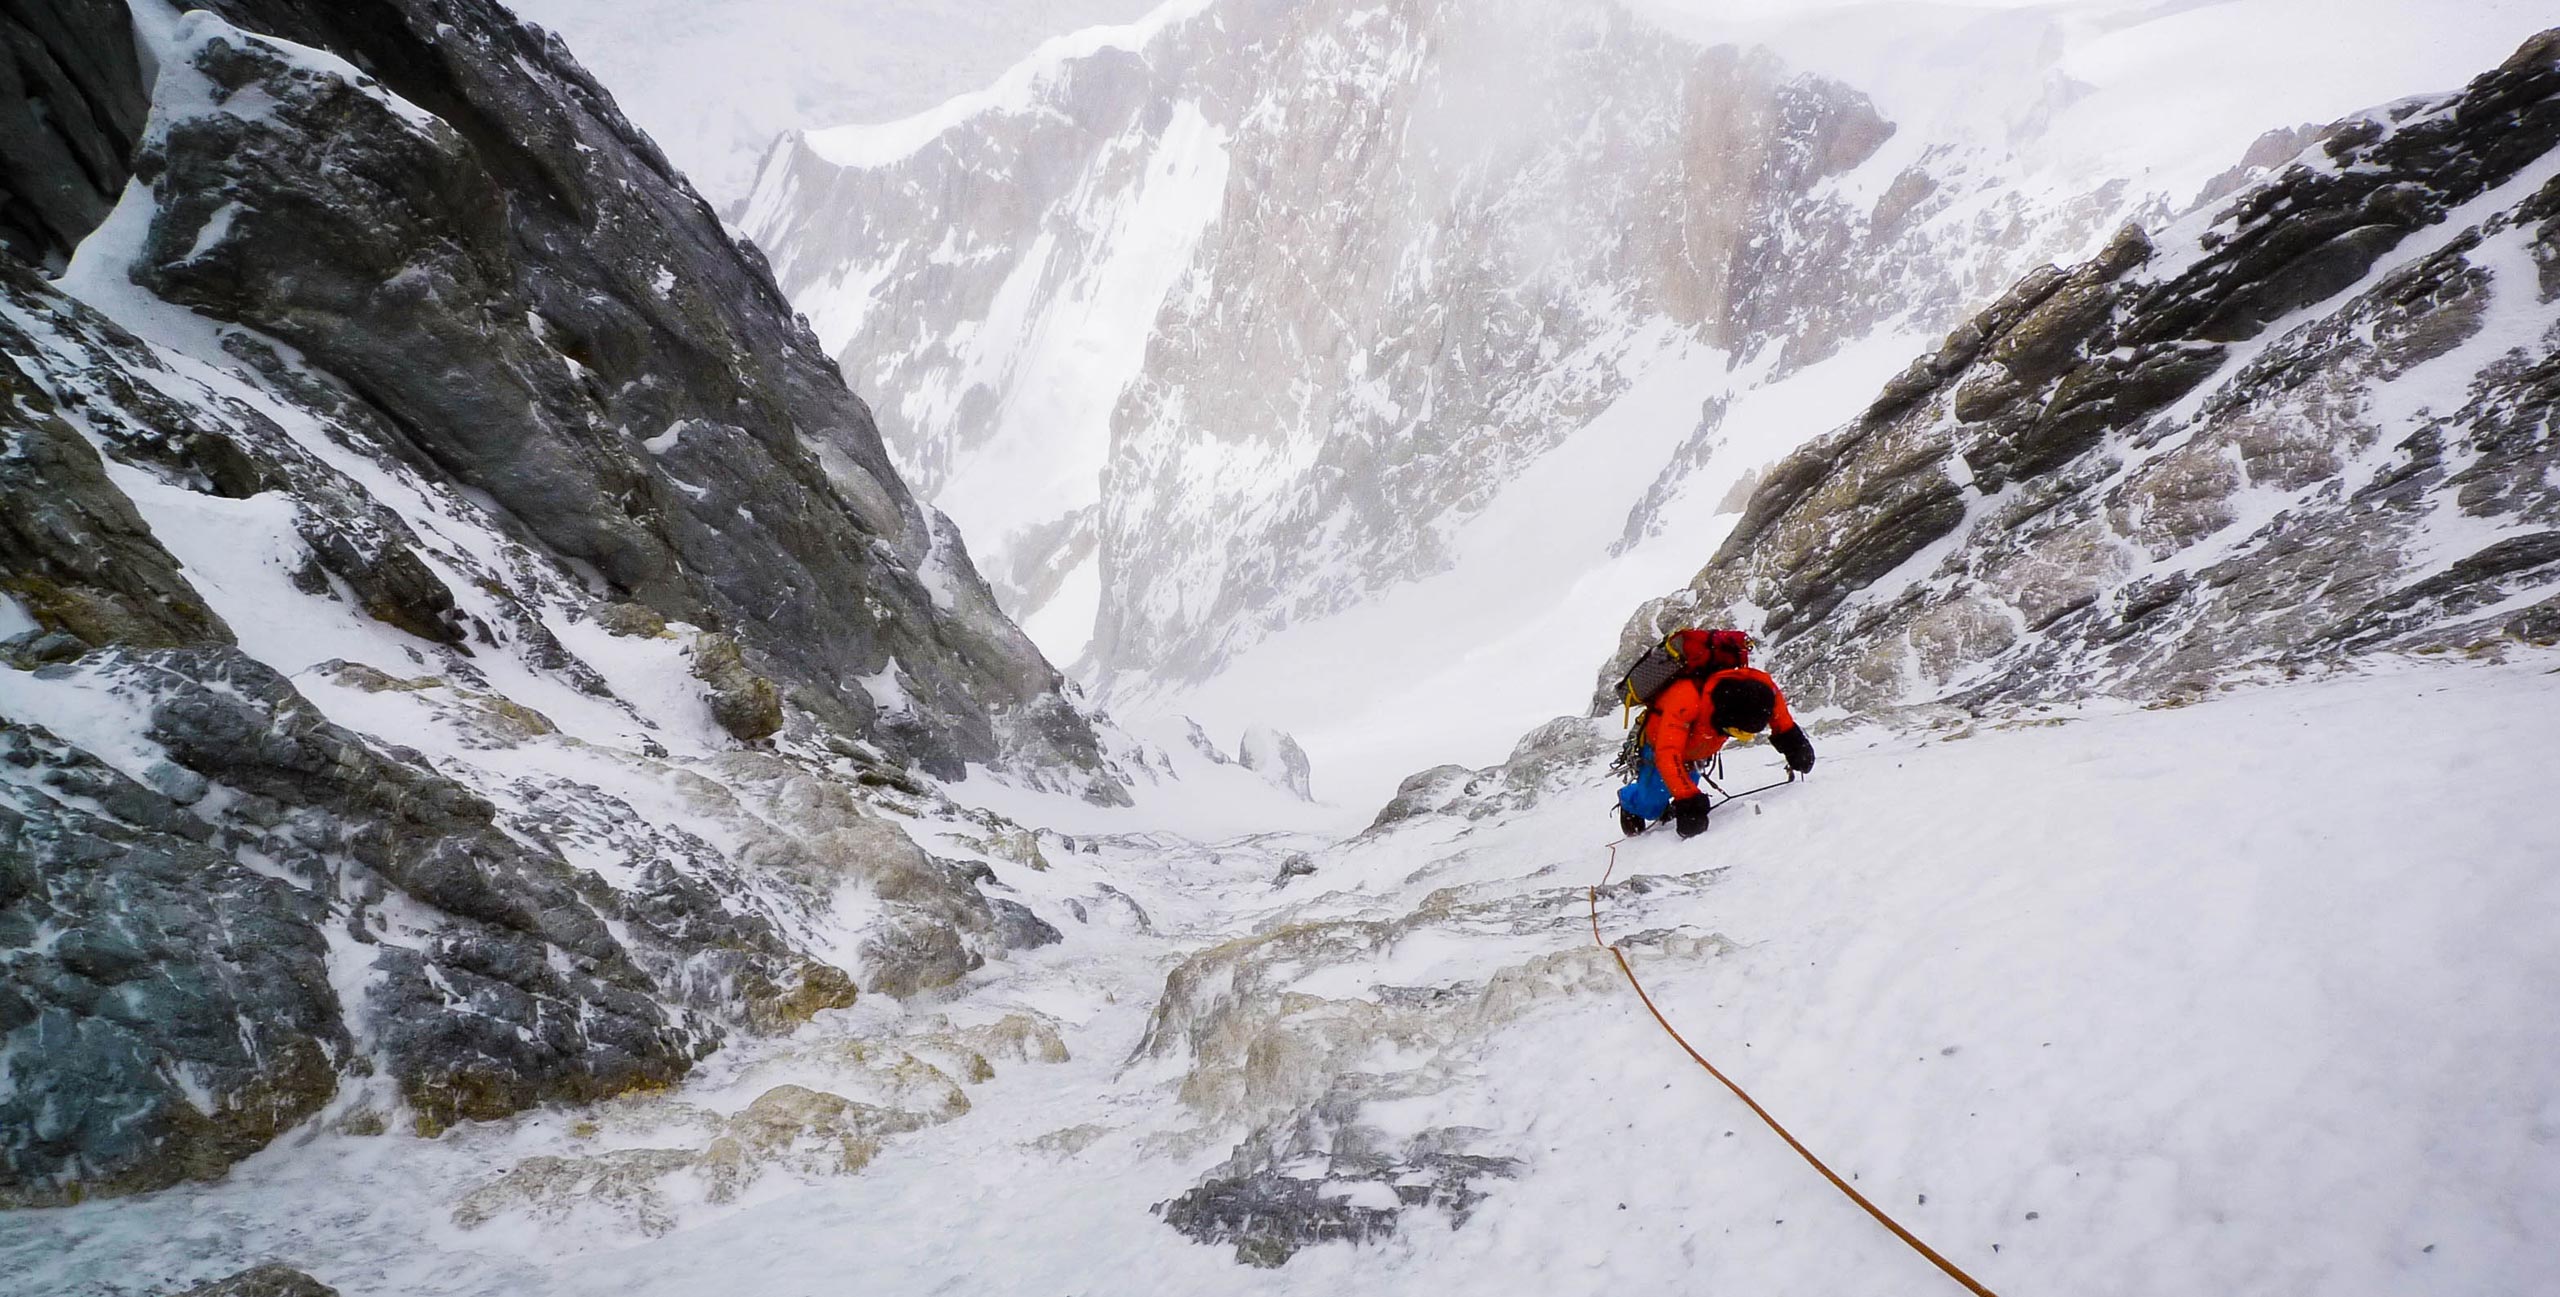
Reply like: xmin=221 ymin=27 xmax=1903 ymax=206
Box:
xmin=0 ymin=0 xmax=1140 ymax=1212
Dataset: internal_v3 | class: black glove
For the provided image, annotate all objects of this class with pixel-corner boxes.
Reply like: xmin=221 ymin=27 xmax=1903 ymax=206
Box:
xmin=1771 ymin=725 xmax=1815 ymax=774
xmin=1672 ymin=794 xmax=1712 ymax=838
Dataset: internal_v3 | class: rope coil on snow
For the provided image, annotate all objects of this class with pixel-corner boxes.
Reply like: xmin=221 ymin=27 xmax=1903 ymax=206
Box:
xmin=1590 ymin=837 xmax=2002 ymax=1297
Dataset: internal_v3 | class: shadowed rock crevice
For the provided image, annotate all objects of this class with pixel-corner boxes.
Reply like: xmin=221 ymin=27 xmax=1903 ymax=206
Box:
xmin=0 ymin=0 xmax=149 ymax=270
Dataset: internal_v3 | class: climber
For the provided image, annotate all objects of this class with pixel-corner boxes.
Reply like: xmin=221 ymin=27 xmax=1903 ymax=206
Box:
xmin=1615 ymin=630 xmax=1814 ymax=839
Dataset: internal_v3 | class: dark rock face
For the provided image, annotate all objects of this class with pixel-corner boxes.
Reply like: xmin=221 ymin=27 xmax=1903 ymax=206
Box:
xmin=178 ymin=1264 xmax=339 ymax=1297
xmin=1158 ymin=1116 xmax=1519 ymax=1268
xmin=988 ymin=897 xmax=1064 ymax=950
xmin=0 ymin=288 xmax=232 ymax=651
xmin=0 ymin=717 xmax=341 ymax=1207
xmin=1609 ymin=32 xmax=2560 ymax=717
xmin=0 ymin=0 xmax=1098 ymax=1207
xmin=0 ymin=0 xmax=148 ymax=271
xmin=0 ymin=647 xmax=792 ymax=1197
xmin=14 ymin=0 xmax=1107 ymax=784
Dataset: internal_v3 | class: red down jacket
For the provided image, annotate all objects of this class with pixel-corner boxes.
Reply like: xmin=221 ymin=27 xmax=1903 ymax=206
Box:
xmin=1644 ymin=666 xmax=1800 ymax=801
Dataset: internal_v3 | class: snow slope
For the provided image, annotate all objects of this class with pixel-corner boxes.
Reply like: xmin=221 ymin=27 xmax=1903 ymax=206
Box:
xmin=13 ymin=656 xmax=2556 ymax=1294
xmin=1153 ymin=325 xmax=1923 ymax=804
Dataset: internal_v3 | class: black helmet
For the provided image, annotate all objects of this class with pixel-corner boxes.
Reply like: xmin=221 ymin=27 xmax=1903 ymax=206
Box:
xmin=1708 ymin=675 xmax=1776 ymax=737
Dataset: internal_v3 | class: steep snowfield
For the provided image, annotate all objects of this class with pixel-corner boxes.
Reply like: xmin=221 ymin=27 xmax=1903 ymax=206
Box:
xmin=13 ymin=656 xmax=2556 ymax=1294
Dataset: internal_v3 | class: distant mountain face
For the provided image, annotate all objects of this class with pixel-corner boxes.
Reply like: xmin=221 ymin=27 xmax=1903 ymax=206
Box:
xmin=0 ymin=0 xmax=1119 ymax=1207
xmin=744 ymin=0 xmax=2197 ymax=688
xmin=746 ymin=0 xmax=2559 ymax=804
xmin=498 ymin=0 xmax=1159 ymax=207
xmin=1084 ymin=7 xmax=1927 ymax=686
xmin=1611 ymin=31 xmax=2560 ymax=719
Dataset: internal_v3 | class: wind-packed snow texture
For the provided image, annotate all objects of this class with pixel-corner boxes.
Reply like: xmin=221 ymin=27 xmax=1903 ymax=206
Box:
xmin=11 ymin=658 xmax=2556 ymax=1295
xmin=743 ymin=0 xmax=2560 ymax=807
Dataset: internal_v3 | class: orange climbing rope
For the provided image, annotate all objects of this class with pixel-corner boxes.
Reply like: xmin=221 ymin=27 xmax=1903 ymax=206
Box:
xmin=1589 ymin=838 xmax=2002 ymax=1297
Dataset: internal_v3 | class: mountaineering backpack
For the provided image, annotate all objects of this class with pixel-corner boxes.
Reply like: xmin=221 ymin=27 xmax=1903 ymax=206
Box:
xmin=1610 ymin=628 xmax=1751 ymax=778
xmin=1614 ymin=628 xmax=1750 ymax=712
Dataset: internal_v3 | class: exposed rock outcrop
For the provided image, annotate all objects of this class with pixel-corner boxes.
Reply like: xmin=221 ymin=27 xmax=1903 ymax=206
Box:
xmin=0 ymin=709 xmax=341 ymax=1207
xmin=177 ymin=1264 xmax=338 ymax=1297
xmin=0 ymin=0 xmax=149 ymax=272
xmin=451 ymin=1013 xmax=1070 ymax=1236
xmin=1158 ymin=1115 xmax=1519 ymax=1268
xmin=1 ymin=647 xmax=806 ymax=1198
xmin=1608 ymin=32 xmax=2560 ymax=718
xmin=690 ymin=633 xmax=784 ymax=743
xmin=118 ymin=2 xmax=1104 ymax=780
xmin=0 ymin=307 xmax=232 ymax=651
xmin=1360 ymin=716 xmax=1617 ymax=835
xmin=0 ymin=0 xmax=1116 ymax=777
xmin=449 ymin=1084 xmax=932 ymax=1235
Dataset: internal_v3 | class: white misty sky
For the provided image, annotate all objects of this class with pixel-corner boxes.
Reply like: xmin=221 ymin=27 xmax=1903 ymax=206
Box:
xmin=1633 ymin=0 xmax=2058 ymax=12
xmin=504 ymin=0 xmax=2487 ymax=211
xmin=504 ymin=0 xmax=1161 ymax=206
xmin=508 ymin=0 xmax=2102 ymax=208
